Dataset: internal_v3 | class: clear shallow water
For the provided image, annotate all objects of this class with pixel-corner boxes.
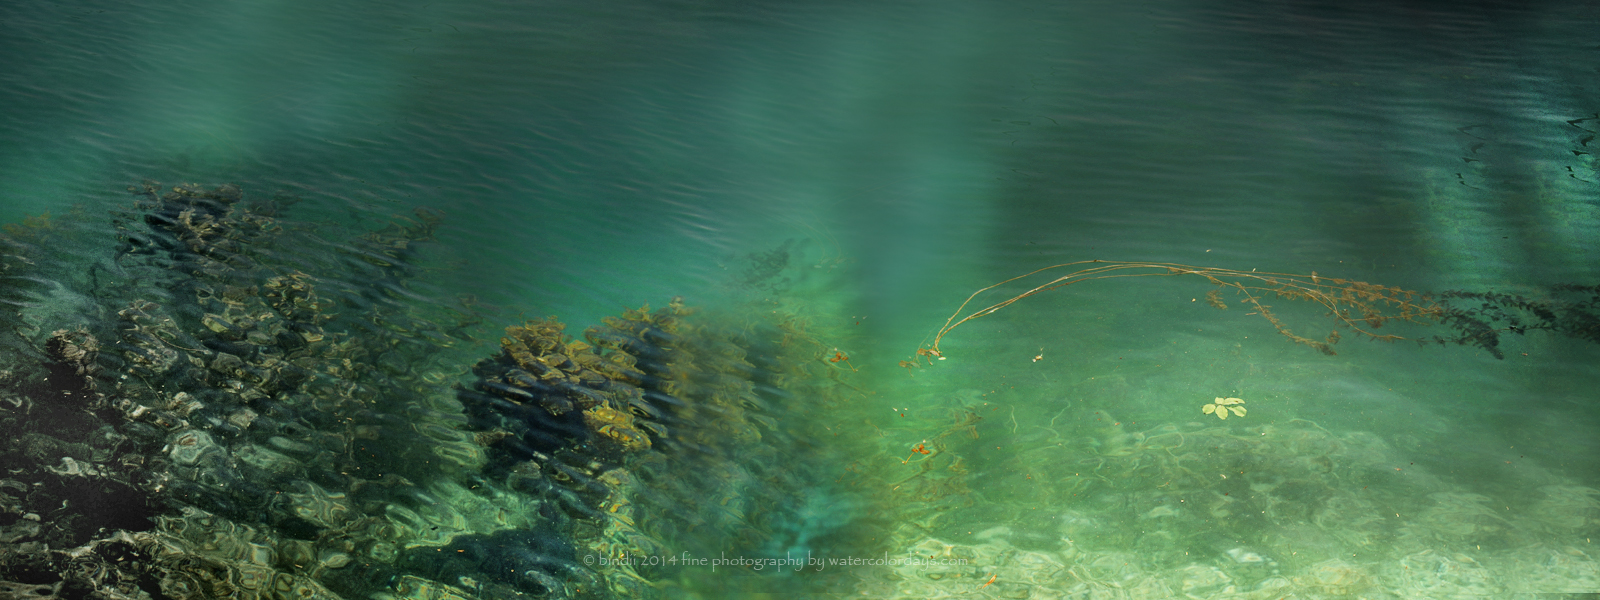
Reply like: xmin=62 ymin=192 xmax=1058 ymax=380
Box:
xmin=3 ymin=0 xmax=1599 ymax=598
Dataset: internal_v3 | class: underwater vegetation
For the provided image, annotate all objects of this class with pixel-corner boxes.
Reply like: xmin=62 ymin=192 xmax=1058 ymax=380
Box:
xmin=921 ymin=260 xmax=1600 ymax=360
xmin=0 ymin=183 xmax=885 ymax=599
xmin=1433 ymin=285 xmax=1600 ymax=359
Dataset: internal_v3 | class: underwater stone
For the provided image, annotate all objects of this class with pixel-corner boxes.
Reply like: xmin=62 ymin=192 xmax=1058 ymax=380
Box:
xmin=3 ymin=186 xmax=883 ymax=600
xmin=641 ymin=390 xmax=688 ymax=409
xmin=582 ymin=406 xmax=650 ymax=452
xmin=265 ymin=435 xmax=316 ymax=455
xmin=554 ymin=382 xmax=607 ymax=409
xmin=166 ymin=430 xmax=217 ymax=466
xmin=234 ymin=444 xmax=299 ymax=475
xmin=201 ymin=313 xmax=245 ymax=340
xmin=202 ymin=337 xmax=254 ymax=358
xmin=478 ymin=379 xmax=540 ymax=404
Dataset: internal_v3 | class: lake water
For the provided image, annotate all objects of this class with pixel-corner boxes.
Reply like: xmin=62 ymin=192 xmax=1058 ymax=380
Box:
xmin=2 ymin=0 xmax=1598 ymax=598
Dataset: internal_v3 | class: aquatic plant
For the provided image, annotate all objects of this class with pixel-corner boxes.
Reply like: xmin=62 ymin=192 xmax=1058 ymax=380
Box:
xmin=923 ymin=260 xmax=1600 ymax=359
xmin=1202 ymin=396 xmax=1246 ymax=419
xmin=1432 ymin=285 xmax=1600 ymax=358
xmin=925 ymin=261 xmax=1440 ymax=357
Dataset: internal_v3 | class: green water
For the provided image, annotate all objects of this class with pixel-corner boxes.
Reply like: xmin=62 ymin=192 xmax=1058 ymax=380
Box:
xmin=3 ymin=0 xmax=1599 ymax=597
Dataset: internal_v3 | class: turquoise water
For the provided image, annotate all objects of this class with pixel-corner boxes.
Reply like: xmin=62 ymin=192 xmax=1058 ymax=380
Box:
xmin=3 ymin=0 xmax=1599 ymax=597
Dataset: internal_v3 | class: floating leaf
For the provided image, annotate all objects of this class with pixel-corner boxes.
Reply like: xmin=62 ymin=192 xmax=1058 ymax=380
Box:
xmin=1204 ymin=397 xmax=1246 ymax=419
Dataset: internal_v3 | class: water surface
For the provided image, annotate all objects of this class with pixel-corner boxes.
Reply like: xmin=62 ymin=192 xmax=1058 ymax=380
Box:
xmin=2 ymin=0 xmax=1598 ymax=597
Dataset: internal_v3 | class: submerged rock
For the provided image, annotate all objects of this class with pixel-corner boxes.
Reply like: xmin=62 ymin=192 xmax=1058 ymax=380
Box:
xmin=0 ymin=182 xmax=882 ymax=600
